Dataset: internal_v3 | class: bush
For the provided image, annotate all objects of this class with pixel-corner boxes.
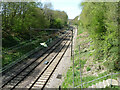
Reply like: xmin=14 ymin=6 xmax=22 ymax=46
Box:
xmin=87 ymin=67 xmax=91 ymax=71
xmin=80 ymin=2 xmax=119 ymax=71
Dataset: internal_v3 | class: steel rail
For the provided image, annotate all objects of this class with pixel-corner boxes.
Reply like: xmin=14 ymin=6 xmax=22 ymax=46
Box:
xmin=1 ymin=32 xmax=67 ymax=73
xmin=2 ymin=32 xmax=71 ymax=89
xmin=28 ymin=36 xmax=71 ymax=90
xmin=11 ymin=34 xmax=71 ymax=90
xmin=42 ymin=42 xmax=71 ymax=89
xmin=2 ymin=32 xmax=69 ymax=74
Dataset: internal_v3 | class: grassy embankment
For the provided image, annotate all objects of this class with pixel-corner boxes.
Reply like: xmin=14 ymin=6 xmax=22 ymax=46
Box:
xmin=2 ymin=31 xmax=60 ymax=67
xmin=62 ymin=26 xmax=119 ymax=88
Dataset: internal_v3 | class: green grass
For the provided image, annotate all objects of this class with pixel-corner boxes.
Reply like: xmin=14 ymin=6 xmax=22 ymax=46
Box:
xmin=62 ymin=28 xmax=120 ymax=88
xmin=62 ymin=49 xmax=87 ymax=88
xmin=62 ymin=28 xmax=88 ymax=88
xmin=82 ymin=71 xmax=120 ymax=88
xmin=2 ymin=39 xmax=43 ymax=66
xmin=66 ymin=70 xmax=119 ymax=88
xmin=78 ymin=26 xmax=84 ymax=35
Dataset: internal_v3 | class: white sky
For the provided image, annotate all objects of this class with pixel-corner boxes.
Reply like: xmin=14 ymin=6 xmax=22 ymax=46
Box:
xmin=40 ymin=0 xmax=83 ymax=19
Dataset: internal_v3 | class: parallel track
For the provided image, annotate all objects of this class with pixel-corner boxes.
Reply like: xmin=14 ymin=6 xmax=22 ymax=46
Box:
xmin=2 ymin=31 xmax=72 ymax=90
xmin=28 ymin=38 xmax=71 ymax=89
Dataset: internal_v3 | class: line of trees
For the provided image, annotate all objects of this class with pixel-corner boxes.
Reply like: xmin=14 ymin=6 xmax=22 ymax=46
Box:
xmin=2 ymin=2 xmax=68 ymax=47
xmin=79 ymin=2 xmax=119 ymax=70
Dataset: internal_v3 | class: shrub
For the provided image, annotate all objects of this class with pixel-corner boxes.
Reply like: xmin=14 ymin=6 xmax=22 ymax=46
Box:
xmin=87 ymin=67 xmax=91 ymax=71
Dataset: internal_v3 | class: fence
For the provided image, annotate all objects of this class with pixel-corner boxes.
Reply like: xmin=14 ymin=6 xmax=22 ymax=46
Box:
xmin=72 ymin=43 xmax=120 ymax=88
xmin=75 ymin=72 xmax=120 ymax=88
xmin=73 ymin=42 xmax=120 ymax=88
xmin=71 ymin=27 xmax=120 ymax=88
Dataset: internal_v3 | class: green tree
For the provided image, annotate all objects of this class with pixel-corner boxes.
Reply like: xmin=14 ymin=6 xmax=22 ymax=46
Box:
xmin=80 ymin=2 xmax=119 ymax=70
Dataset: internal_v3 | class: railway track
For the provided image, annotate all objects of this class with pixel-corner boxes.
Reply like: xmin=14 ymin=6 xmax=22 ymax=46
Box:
xmin=28 ymin=38 xmax=71 ymax=89
xmin=2 ymin=30 xmax=72 ymax=89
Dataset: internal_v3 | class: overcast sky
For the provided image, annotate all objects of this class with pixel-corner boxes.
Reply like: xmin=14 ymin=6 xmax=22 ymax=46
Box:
xmin=40 ymin=0 xmax=83 ymax=19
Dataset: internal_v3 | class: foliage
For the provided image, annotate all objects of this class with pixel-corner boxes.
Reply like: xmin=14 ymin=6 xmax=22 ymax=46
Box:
xmin=62 ymin=25 xmax=119 ymax=88
xmin=50 ymin=10 xmax=68 ymax=28
xmin=87 ymin=67 xmax=91 ymax=71
xmin=2 ymin=2 xmax=68 ymax=48
xmin=2 ymin=2 xmax=68 ymax=66
xmin=70 ymin=16 xmax=80 ymax=25
xmin=79 ymin=2 xmax=119 ymax=70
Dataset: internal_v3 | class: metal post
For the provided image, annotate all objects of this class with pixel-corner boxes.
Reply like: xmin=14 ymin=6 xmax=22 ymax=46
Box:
xmin=110 ymin=69 xmax=112 ymax=87
xmin=71 ymin=29 xmax=72 ymax=59
xmin=59 ymin=85 xmax=61 ymax=90
xmin=72 ymin=28 xmax=74 ymax=88
xmin=79 ymin=45 xmax=82 ymax=88
xmin=77 ymin=25 xmax=78 ymax=31
xmin=118 ymin=76 xmax=120 ymax=86
xmin=71 ymin=28 xmax=74 ymax=88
